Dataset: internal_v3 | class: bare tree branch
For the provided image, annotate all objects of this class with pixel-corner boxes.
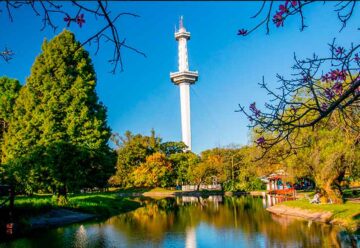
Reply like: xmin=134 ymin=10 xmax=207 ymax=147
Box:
xmin=1 ymin=1 xmax=146 ymax=73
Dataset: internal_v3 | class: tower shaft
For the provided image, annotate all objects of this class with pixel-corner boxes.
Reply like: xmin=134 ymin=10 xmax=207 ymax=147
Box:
xmin=180 ymin=83 xmax=191 ymax=150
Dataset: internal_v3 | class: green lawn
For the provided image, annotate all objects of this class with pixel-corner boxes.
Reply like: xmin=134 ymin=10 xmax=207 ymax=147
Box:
xmin=10 ymin=191 xmax=140 ymax=218
xmin=281 ymin=199 xmax=360 ymax=231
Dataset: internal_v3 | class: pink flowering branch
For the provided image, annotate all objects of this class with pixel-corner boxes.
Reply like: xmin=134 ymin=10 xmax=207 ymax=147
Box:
xmin=237 ymin=1 xmax=358 ymax=36
xmin=237 ymin=41 xmax=360 ymax=154
xmin=235 ymin=1 xmax=360 ymax=156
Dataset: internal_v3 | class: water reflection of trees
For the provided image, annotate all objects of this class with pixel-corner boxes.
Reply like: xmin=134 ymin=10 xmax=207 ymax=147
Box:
xmin=106 ymin=196 xmax=348 ymax=247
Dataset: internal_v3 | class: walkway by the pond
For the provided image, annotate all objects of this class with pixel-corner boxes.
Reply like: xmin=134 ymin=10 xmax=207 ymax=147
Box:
xmin=28 ymin=209 xmax=94 ymax=230
xmin=267 ymin=205 xmax=333 ymax=223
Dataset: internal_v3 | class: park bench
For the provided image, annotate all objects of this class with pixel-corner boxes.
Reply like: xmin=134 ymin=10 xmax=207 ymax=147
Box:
xmin=269 ymin=188 xmax=295 ymax=196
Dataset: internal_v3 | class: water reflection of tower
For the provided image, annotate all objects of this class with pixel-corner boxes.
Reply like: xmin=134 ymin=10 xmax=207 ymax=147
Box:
xmin=185 ymin=227 xmax=197 ymax=248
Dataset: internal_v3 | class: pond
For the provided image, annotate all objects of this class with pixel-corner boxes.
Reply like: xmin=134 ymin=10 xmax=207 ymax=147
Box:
xmin=1 ymin=196 xmax=358 ymax=248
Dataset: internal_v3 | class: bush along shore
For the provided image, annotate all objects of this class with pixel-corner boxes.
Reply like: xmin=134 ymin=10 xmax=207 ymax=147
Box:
xmin=267 ymin=198 xmax=360 ymax=232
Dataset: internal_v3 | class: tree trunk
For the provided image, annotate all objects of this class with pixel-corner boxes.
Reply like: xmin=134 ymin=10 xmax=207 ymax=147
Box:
xmin=321 ymin=170 xmax=346 ymax=204
xmin=57 ymin=185 xmax=68 ymax=206
xmin=322 ymin=184 xmax=343 ymax=204
xmin=197 ymin=180 xmax=202 ymax=191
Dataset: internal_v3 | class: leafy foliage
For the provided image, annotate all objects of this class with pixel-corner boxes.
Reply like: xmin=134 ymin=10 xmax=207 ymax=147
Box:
xmin=132 ymin=152 xmax=173 ymax=188
xmin=109 ymin=130 xmax=161 ymax=187
xmin=0 ymin=77 xmax=21 ymax=123
xmin=161 ymin=141 xmax=187 ymax=156
xmin=169 ymin=152 xmax=200 ymax=184
xmin=109 ymin=130 xmax=199 ymax=188
xmin=0 ymin=77 xmax=21 ymax=163
xmin=281 ymin=114 xmax=359 ymax=203
xmin=187 ymin=147 xmax=266 ymax=191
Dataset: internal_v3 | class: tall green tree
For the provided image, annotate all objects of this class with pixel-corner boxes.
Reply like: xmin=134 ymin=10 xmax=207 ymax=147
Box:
xmin=169 ymin=152 xmax=200 ymax=185
xmin=2 ymin=30 xmax=115 ymax=198
xmin=160 ymin=141 xmax=187 ymax=156
xmin=0 ymin=77 xmax=21 ymax=163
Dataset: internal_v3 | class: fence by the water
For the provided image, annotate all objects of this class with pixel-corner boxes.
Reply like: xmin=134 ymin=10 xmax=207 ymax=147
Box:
xmin=181 ymin=184 xmax=222 ymax=191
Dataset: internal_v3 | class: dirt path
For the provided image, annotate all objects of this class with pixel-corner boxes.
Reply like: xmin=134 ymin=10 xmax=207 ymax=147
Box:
xmin=347 ymin=197 xmax=360 ymax=203
xmin=28 ymin=209 xmax=95 ymax=230
xmin=266 ymin=205 xmax=333 ymax=223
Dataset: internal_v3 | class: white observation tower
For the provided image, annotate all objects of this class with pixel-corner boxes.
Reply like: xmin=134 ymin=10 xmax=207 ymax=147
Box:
xmin=170 ymin=16 xmax=198 ymax=151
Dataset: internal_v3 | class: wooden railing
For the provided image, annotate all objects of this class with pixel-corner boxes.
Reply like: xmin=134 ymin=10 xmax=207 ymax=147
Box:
xmin=182 ymin=184 xmax=222 ymax=191
xmin=269 ymin=188 xmax=295 ymax=196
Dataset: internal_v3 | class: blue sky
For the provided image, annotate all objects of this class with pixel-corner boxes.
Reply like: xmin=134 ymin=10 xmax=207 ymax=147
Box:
xmin=0 ymin=2 xmax=359 ymax=153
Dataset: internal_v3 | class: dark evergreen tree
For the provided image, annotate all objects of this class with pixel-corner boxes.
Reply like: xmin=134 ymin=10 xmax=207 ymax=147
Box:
xmin=0 ymin=76 xmax=21 ymax=178
xmin=2 ymin=30 xmax=115 ymax=199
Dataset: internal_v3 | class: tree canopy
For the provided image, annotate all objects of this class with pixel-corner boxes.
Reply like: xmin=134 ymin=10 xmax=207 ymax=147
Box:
xmin=109 ymin=130 xmax=198 ymax=188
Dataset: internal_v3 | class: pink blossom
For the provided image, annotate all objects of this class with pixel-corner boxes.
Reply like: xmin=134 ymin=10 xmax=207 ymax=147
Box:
xmin=64 ymin=14 xmax=71 ymax=27
xmin=279 ymin=4 xmax=289 ymax=14
xmin=322 ymin=69 xmax=347 ymax=83
xmin=321 ymin=73 xmax=330 ymax=82
xmin=285 ymin=0 xmax=298 ymax=8
xmin=335 ymin=47 xmax=345 ymax=56
xmin=329 ymin=69 xmax=347 ymax=82
xmin=324 ymin=88 xmax=335 ymax=100
xmin=256 ymin=136 xmax=266 ymax=146
xmin=302 ymin=74 xmax=311 ymax=83
xmin=321 ymin=103 xmax=328 ymax=112
xmin=249 ymin=102 xmax=261 ymax=117
xmin=291 ymin=105 xmax=297 ymax=114
xmin=332 ymin=82 xmax=343 ymax=95
xmin=273 ymin=12 xmax=284 ymax=27
xmin=237 ymin=29 xmax=248 ymax=36
xmin=76 ymin=13 xmax=85 ymax=28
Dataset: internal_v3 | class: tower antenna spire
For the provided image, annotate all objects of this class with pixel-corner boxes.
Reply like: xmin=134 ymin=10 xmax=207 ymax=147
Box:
xmin=180 ymin=15 xmax=183 ymax=29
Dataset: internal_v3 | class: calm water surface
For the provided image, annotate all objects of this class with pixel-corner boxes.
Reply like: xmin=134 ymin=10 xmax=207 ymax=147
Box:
xmin=1 ymin=196 xmax=359 ymax=248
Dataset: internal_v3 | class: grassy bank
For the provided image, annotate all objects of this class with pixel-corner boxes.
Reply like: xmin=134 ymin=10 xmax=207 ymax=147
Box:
xmin=8 ymin=186 xmax=225 ymax=217
xmin=7 ymin=191 xmax=140 ymax=220
xmin=67 ymin=192 xmax=141 ymax=216
xmin=0 ymin=191 xmax=141 ymax=239
xmin=280 ymin=199 xmax=360 ymax=231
